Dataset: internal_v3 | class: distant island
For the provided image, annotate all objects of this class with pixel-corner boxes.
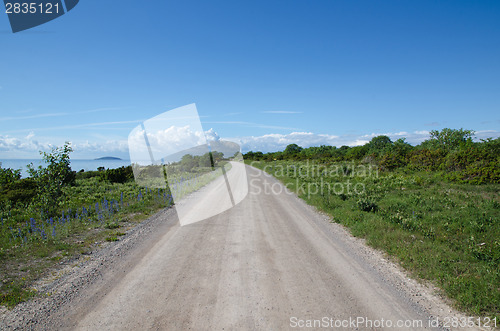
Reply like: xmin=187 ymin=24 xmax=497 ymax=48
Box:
xmin=94 ymin=156 xmax=122 ymax=160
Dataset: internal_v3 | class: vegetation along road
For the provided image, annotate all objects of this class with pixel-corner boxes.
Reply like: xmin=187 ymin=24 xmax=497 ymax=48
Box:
xmin=1 ymin=129 xmax=498 ymax=330
xmin=2 ymin=163 xmax=485 ymax=330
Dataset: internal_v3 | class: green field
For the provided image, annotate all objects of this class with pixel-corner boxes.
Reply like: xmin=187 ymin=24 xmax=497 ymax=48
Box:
xmin=0 ymin=145 xmax=229 ymax=307
xmin=0 ymin=170 xmax=172 ymax=307
xmin=247 ymin=159 xmax=499 ymax=319
xmin=243 ymin=129 xmax=499 ymax=319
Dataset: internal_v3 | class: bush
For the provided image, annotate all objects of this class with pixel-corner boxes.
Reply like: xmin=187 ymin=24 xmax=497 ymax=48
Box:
xmin=379 ymin=152 xmax=407 ymax=170
xmin=357 ymin=197 xmax=378 ymax=212
xmin=0 ymin=178 xmax=37 ymax=205
xmin=0 ymin=165 xmax=21 ymax=186
xmin=345 ymin=145 xmax=369 ymax=160
xmin=428 ymin=128 xmax=475 ymax=151
xmin=99 ymin=166 xmax=133 ymax=183
xmin=27 ymin=142 xmax=75 ymax=216
xmin=407 ymin=148 xmax=446 ymax=171
xmin=367 ymin=135 xmax=392 ymax=155
xmin=445 ymin=159 xmax=500 ymax=184
xmin=75 ymin=170 xmax=101 ymax=180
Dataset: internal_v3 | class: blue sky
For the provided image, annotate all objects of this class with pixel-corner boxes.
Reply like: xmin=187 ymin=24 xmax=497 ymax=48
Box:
xmin=1 ymin=0 xmax=499 ymax=159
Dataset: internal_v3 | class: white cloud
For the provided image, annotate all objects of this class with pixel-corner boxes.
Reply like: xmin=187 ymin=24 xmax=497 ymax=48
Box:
xmin=234 ymin=132 xmax=344 ymax=153
xmin=26 ymin=131 xmax=35 ymax=140
xmin=0 ymin=132 xmax=53 ymax=155
xmin=475 ymin=130 xmax=500 ymax=141
xmin=73 ymin=140 xmax=128 ymax=154
xmin=204 ymin=128 xmax=220 ymax=141
xmin=128 ymin=125 xmax=209 ymax=164
xmin=2 ymin=128 xmax=499 ymax=159
xmin=353 ymin=130 xmax=436 ymax=146
xmin=233 ymin=129 xmax=474 ymax=153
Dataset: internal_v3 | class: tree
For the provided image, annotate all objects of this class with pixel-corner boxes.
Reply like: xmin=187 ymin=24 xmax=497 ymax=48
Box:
xmin=428 ymin=128 xmax=475 ymax=151
xmin=345 ymin=145 xmax=369 ymax=160
xmin=391 ymin=138 xmax=413 ymax=155
xmin=27 ymin=142 xmax=75 ymax=216
xmin=180 ymin=154 xmax=196 ymax=172
xmin=211 ymin=151 xmax=224 ymax=164
xmin=368 ymin=135 xmax=392 ymax=154
xmin=0 ymin=163 xmax=21 ymax=186
xmin=198 ymin=153 xmax=212 ymax=168
xmin=284 ymin=144 xmax=303 ymax=154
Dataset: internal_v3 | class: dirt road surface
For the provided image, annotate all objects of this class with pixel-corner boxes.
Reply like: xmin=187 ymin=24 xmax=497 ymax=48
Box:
xmin=2 ymin=165 xmax=476 ymax=330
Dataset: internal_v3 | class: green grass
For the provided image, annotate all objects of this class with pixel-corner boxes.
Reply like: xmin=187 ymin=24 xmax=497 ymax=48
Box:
xmin=0 ymin=175 xmax=173 ymax=308
xmin=0 ymin=163 xmax=231 ymax=308
xmin=248 ymin=160 xmax=499 ymax=320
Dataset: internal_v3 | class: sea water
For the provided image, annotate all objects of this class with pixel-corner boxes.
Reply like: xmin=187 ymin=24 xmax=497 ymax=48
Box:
xmin=0 ymin=159 xmax=132 ymax=178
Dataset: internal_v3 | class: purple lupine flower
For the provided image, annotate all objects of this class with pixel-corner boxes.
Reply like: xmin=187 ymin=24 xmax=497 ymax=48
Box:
xmin=30 ymin=218 xmax=36 ymax=229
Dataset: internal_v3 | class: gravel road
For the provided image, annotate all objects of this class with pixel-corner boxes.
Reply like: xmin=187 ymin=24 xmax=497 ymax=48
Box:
xmin=1 ymin=165 xmax=478 ymax=330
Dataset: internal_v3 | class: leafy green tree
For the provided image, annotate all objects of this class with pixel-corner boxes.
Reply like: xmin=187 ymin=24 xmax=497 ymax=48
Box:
xmin=198 ymin=153 xmax=212 ymax=168
xmin=368 ymin=135 xmax=392 ymax=154
xmin=244 ymin=151 xmax=264 ymax=160
xmin=284 ymin=144 xmax=303 ymax=154
xmin=428 ymin=128 xmax=475 ymax=151
xmin=0 ymin=163 xmax=21 ymax=186
xmin=378 ymin=138 xmax=413 ymax=170
xmin=27 ymin=142 xmax=75 ymax=216
xmin=392 ymin=138 xmax=413 ymax=153
xmin=211 ymin=151 xmax=224 ymax=164
xmin=345 ymin=145 xmax=369 ymax=160
xmin=180 ymin=154 xmax=196 ymax=172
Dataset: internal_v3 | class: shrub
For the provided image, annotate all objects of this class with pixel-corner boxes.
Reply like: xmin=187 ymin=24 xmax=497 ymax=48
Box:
xmin=357 ymin=197 xmax=378 ymax=212
xmin=75 ymin=170 xmax=101 ymax=180
xmin=345 ymin=145 xmax=369 ymax=160
xmin=379 ymin=152 xmax=407 ymax=170
xmin=27 ymin=142 xmax=75 ymax=216
xmin=99 ymin=166 xmax=133 ymax=183
xmin=0 ymin=178 xmax=37 ymax=205
xmin=407 ymin=148 xmax=446 ymax=171
xmin=367 ymin=135 xmax=393 ymax=155
xmin=0 ymin=165 xmax=21 ymax=186
xmin=428 ymin=128 xmax=475 ymax=152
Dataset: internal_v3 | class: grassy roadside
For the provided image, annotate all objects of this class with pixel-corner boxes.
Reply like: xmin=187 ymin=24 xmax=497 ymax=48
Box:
xmin=0 ymin=173 xmax=173 ymax=308
xmin=247 ymin=160 xmax=499 ymax=321
xmin=0 ymin=157 xmax=232 ymax=308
